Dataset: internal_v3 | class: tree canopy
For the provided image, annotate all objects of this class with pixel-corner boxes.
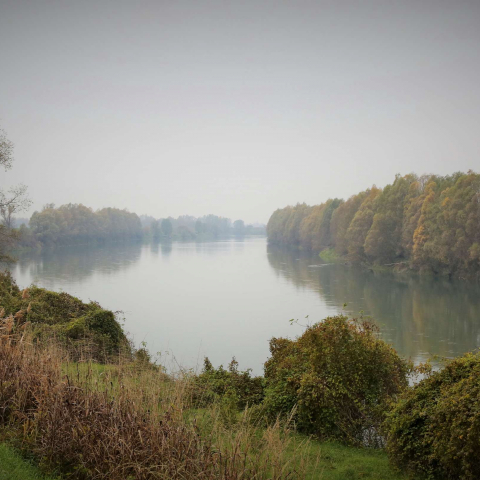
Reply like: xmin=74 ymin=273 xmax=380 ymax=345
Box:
xmin=267 ymin=171 xmax=480 ymax=278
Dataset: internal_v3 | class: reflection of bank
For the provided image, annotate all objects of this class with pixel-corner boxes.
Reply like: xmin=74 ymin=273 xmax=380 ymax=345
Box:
xmin=266 ymin=244 xmax=480 ymax=365
xmin=159 ymin=240 xmax=172 ymax=257
xmin=14 ymin=241 xmax=143 ymax=287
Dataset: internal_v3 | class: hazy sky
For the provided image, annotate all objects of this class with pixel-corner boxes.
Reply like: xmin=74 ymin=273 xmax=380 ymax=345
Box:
xmin=1 ymin=0 xmax=479 ymax=223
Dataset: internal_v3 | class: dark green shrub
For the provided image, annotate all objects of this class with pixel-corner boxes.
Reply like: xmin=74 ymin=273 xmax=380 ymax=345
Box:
xmin=192 ymin=357 xmax=264 ymax=409
xmin=263 ymin=315 xmax=412 ymax=444
xmin=384 ymin=351 xmax=480 ymax=479
xmin=0 ymin=271 xmax=21 ymax=314
xmin=85 ymin=308 xmax=124 ymax=346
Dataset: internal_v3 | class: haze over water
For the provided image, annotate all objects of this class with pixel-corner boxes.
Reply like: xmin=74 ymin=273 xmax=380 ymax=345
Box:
xmin=11 ymin=237 xmax=480 ymax=375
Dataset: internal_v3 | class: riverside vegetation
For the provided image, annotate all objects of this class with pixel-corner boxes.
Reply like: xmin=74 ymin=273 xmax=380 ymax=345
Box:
xmin=1 ymin=273 xmax=479 ymax=479
xmin=267 ymin=171 xmax=480 ymax=279
xmin=11 ymin=204 xmax=265 ymax=252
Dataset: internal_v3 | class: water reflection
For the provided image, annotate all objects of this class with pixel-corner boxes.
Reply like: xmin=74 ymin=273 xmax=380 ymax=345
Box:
xmin=14 ymin=241 xmax=143 ymax=289
xmin=9 ymin=238 xmax=480 ymax=373
xmin=267 ymin=246 xmax=480 ymax=363
xmin=160 ymin=241 xmax=173 ymax=257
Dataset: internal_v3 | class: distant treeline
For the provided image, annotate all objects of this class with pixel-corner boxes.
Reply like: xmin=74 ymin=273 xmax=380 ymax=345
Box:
xmin=13 ymin=204 xmax=265 ymax=249
xmin=140 ymin=214 xmax=265 ymax=240
xmin=267 ymin=171 xmax=480 ymax=277
xmin=18 ymin=204 xmax=143 ymax=247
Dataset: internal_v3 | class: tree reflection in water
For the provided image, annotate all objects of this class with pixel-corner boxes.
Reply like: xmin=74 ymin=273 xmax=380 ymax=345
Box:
xmin=267 ymin=245 xmax=480 ymax=365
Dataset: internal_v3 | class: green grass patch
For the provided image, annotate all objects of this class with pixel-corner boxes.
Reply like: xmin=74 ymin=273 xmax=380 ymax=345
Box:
xmin=298 ymin=439 xmax=413 ymax=480
xmin=319 ymin=248 xmax=341 ymax=263
xmin=0 ymin=444 xmax=58 ymax=480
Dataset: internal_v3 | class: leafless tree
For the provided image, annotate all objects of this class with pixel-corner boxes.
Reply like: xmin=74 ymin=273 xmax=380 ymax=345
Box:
xmin=0 ymin=128 xmax=32 ymax=261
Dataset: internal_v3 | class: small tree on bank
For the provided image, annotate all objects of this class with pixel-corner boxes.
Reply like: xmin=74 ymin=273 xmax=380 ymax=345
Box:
xmin=0 ymin=128 xmax=32 ymax=261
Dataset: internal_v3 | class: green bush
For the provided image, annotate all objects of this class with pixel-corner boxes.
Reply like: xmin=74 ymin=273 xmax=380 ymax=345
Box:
xmin=0 ymin=271 xmax=21 ymax=314
xmin=263 ymin=315 xmax=412 ymax=445
xmin=25 ymin=287 xmax=90 ymax=325
xmin=384 ymin=351 xmax=480 ymax=479
xmin=0 ymin=271 xmax=127 ymax=355
xmin=85 ymin=308 xmax=124 ymax=346
xmin=192 ymin=357 xmax=264 ymax=409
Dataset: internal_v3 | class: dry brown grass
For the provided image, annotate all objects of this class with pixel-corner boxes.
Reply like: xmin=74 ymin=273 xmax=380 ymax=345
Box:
xmin=0 ymin=314 xmax=311 ymax=480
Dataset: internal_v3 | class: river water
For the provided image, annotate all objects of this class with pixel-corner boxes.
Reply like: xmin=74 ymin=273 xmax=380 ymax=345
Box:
xmin=11 ymin=236 xmax=480 ymax=375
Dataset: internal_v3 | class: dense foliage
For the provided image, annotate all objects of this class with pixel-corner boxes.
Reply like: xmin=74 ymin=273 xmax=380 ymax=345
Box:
xmin=0 ymin=271 xmax=127 ymax=356
xmin=142 ymin=214 xmax=266 ymax=240
xmin=267 ymin=171 xmax=480 ymax=277
xmin=192 ymin=357 xmax=264 ymax=409
xmin=23 ymin=203 xmax=143 ymax=247
xmin=384 ymin=352 xmax=480 ymax=480
xmin=9 ymin=208 xmax=265 ymax=250
xmin=262 ymin=315 xmax=412 ymax=445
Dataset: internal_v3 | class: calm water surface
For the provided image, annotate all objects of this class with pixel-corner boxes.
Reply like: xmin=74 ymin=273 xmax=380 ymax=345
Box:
xmin=12 ymin=237 xmax=480 ymax=374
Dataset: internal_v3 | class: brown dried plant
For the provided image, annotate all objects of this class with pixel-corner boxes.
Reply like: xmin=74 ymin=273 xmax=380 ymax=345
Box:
xmin=0 ymin=314 xmax=311 ymax=479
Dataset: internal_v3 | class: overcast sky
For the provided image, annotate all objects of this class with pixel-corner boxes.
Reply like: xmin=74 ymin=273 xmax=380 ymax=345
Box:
xmin=1 ymin=0 xmax=479 ymax=223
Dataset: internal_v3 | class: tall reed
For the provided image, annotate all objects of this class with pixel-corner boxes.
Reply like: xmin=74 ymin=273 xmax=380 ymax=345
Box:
xmin=0 ymin=314 xmax=311 ymax=479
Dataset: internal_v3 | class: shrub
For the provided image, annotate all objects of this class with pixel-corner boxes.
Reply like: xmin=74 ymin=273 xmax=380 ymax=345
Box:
xmin=0 ymin=272 xmax=128 ymax=356
xmin=192 ymin=357 xmax=264 ymax=409
xmin=0 ymin=271 xmax=21 ymax=314
xmin=85 ymin=308 xmax=124 ymax=346
xmin=263 ymin=315 xmax=412 ymax=444
xmin=384 ymin=351 xmax=480 ymax=479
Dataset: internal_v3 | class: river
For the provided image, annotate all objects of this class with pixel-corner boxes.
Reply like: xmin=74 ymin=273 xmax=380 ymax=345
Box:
xmin=11 ymin=236 xmax=480 ymax=375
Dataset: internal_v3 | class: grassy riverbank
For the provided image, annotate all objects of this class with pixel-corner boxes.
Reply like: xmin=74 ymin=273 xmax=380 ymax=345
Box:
xmin=0 ymin=272 xmax=417 ymax=479
xmin=1 ymin=358 xmax=411 ymax=480
xmin=0 ymin=339 xmax=414 ymax=480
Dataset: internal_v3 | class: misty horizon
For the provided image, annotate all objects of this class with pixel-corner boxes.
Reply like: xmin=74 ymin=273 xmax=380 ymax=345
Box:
xmin=1 ymin=1 xmax=480 ymax=223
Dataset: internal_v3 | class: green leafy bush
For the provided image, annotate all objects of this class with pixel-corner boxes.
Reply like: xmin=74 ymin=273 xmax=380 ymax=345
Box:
xmin=0 ymin=271 xmax=21 ymax=314
xmin=25 ymin=287 xmax=90 ymax=325
xmin=384 ymin=351 xmax=480 ymax=479
xmin=0 ymin=271 xmax=127 ymax=355
xmin=263 ymin=315 xmax=412 ymax=444
xmin=192 ymin=357 xmax=264 ymax=409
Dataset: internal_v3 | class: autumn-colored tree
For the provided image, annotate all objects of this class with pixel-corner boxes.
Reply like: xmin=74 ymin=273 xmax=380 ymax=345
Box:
xmin=29 ymin=204 xmax=142 ymax=246
xmin=364 ymin=174 xmax=418 ymax=263
xmin=267 ymin=171 xmax=480 ymax=277
xmin=330 ymin=191 xmax=368 ymax=255
xmin=345 ymin=187 xmax=380 ymax=261
xmin=268 ymin=172 xmax=480 ymax=277
xmin=299 ymin=199 xmax=342 ymax=251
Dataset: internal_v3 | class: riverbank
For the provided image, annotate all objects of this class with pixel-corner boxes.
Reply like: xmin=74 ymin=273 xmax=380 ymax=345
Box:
xmin=266 ymin=172 xmax=480 ymax=281
xmin=0 ymin=272 xmax=417 ymax=479
xmin=0 ymin=355 xmax=412 ymax=480
xmin=3 ymin=272 xmax=479 ymax=479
